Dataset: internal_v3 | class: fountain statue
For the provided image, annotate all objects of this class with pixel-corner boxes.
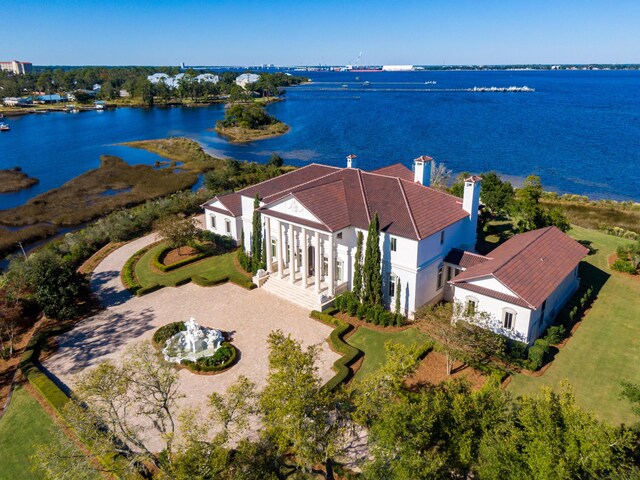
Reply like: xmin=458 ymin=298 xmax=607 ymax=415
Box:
xmin=163 ymin=317 xmax=224 ymax=363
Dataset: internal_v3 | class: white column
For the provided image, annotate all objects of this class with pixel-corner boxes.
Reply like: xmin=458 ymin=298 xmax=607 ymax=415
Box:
xmin=302 ymin=228 xmax=308 ymax=288
xmin=277 ymin=221 xmax=283 ymax=277
xmin=289 ymin=224 xmax=295 ymax=284
xmin=265 ymin=217 xmax=272 ymax=273
xmin=315 ymin=231 xmax=321 ymax=292
xmin=328 ymin=234 xmax=335 ymax=297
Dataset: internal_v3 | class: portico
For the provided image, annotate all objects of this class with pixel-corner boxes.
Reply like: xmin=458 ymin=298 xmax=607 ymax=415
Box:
xmin=262 ymin=215 xmax=348 ymax=307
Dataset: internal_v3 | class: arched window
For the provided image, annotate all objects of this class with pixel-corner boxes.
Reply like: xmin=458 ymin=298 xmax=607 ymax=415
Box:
xmin=465 ymin=296 xmax=479 ymax=316
xmin=503 ymin=308 xmax=517 ymax=330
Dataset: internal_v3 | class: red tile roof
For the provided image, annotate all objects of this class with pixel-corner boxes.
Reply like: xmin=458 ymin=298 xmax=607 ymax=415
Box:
xmin=371 ymin=163 xmax=414 ymax=182
xmin=207 ymin=162 xmax=471 ymax=240
xmin=444 ymin=248 xmax=490 ymax=269
xmin=451 ymin=227 xmax=588 ymax=309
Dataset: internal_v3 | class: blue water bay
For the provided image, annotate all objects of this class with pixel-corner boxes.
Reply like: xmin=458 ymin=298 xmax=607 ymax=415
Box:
xmin=1 ymin=69 xmax=639 ymax=210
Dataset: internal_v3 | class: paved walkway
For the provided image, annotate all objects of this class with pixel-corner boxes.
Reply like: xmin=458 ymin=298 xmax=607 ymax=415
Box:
xmin=43 ymin=231 xmax=339 ymax=450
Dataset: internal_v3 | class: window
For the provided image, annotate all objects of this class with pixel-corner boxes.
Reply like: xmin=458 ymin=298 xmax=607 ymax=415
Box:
xmin=437 ymin=265 xmax=444 ymax=290
xmin=389 ymin=274 xmax=396 ymax=297
xmin=225 ymin=219 xmax=231 ymax=234
xmin=440 ymin=230 xmax=445 ymax=245
xmin=336 ymin=259 xmax=343 ymax=282
xmin=446 ymin=266 xmax=453 ymax=281
xmin=322 ymin=256 xmax=328 ymax=277
xmin=503 ymin=310 xmax=515 ymax=330
xmin=271 ymin=238 xmax=277 ymax=260
xmin=337 ymin=232 xmax=343 ymax=239
xmin=210 ymin=214 xmax=216 ymax=229
xmin=390 ymin=237 xmax=397 ymax=252
xmin=465 ymin=297 xmax=478 ymax=316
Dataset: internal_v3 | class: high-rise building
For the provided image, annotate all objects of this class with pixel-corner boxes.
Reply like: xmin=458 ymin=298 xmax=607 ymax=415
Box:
xmin=0 ymin=60 xmax=33 ymax=75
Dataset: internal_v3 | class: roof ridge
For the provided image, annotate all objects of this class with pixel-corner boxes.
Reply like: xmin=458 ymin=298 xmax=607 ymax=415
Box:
xmin=261 ymin=168 xmax=344 ymax=201
xmin=397 ymin=178 xmax=420 ymax=240
xmin=450 ymin=248 xmax=492 ymax=260
xmin=237 ymin=163 xmax=341 ymax=196
xmin=365 ymin=166 xmax=409 ymax=180
xmin=399 ymin=177 xmax=465 ymax=202
xmin=286 ymin=177 xmax=345 ymax=195
xmin=357 ymin=169 xmax=372 ymax=224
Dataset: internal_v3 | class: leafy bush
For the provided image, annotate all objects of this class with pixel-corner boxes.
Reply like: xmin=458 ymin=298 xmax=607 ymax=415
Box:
xmin=237 ymin=248 xmax=252 ymax=273
xmin=527 ymin=338 xmax=551 ymax=370
xmin=611 ymin=259 xmax=637 ymax=274
xmin=121 ymin=243 xmax=157 ymax=294
xmin=543 ymin=325 xmax=566 ymax=345
xmin=153 ymin=321 xmax=187 ymax=346
xmin=137 ymin=283 xmax=163 ymax=296
xmin=181 ymin=343 xmax=237 ymax=372
xmin=507 ymin=340 xmax=528 ymax=361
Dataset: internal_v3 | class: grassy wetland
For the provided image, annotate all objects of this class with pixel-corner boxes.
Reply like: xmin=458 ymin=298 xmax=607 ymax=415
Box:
xmin=0 ymin=168 xmax=39 ymax=193
xmin=0 ymin=139 xmax=224 ymax=256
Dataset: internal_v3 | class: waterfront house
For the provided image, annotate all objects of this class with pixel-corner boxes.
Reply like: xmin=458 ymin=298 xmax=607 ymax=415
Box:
xmin=202 ymin=156 xmax=587 ymax=344
xmin=203 ymin=156 xmax=480 ymax=315
xmin=2 ymin=97 xmax=32 ymax=107
xmin=235 ymin=73 xmax=260 ymax=88
xmin=37 ymin=94 xmax=67 ymax=104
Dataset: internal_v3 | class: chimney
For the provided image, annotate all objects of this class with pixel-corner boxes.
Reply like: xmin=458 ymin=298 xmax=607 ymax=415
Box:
xmin=346 ymin=154 xmax=357 ymax=169
xmin=414 ymin=155 xmax=433 ymax=185
xmin=463 ymin=175 xmax=482 ymax=220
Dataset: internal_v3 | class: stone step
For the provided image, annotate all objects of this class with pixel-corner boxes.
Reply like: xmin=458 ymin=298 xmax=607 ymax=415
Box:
xmin=261 ymin=275 xmax=321 ymax=311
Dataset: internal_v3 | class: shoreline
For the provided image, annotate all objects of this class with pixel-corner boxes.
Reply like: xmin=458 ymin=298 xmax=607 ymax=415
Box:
xmin=214 ymin=122 xmax=290 ymax=143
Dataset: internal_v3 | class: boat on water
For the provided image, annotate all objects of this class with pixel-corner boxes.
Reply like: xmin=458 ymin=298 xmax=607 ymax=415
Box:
xmin=341 ymin=84 xmax=348 ymax=89
xmin=425 ymin=81 xmax=437 ymax=85
xmin=363 ymin=81 xmax=370 ymax=87
xmin=0 ymin=123 xmax=10 ymax=131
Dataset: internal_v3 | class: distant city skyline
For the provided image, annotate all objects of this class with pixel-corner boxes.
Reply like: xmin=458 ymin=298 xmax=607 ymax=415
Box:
xmin=4 ymin=0 xmax=640 ymax=66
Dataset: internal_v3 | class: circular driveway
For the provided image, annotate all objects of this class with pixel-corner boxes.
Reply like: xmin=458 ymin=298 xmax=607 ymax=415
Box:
xmin=43 ymin=233 xmax=339 ymax=448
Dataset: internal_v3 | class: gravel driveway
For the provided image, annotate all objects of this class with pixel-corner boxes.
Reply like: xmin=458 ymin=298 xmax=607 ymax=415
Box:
xmin=43 ymin=232 xmax=340 ymax=449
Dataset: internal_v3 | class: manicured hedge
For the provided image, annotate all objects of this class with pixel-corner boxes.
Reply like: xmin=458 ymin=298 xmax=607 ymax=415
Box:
xmin=180 ymin=343 xmax=237 ymax=373
xmin=192 ymin=274 xmax=229 ymax=287
xmin=121 ymin=243 xmax=158 ymax=294
xmin=310 ymin=310 xmax=362 ymax=391
xmin=152 ymin=245 xmax=211 ymax=273
xmin=136 ymin=283 xmax=163 ymax=296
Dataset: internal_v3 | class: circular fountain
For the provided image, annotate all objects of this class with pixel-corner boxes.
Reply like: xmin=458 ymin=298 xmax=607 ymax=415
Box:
xmin=162 ymin=317 xmax=224 ymax=363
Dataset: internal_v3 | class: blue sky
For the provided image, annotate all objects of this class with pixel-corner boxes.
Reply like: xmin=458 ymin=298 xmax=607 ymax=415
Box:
xmin=4 ymin=0 xmax=640 ymax=65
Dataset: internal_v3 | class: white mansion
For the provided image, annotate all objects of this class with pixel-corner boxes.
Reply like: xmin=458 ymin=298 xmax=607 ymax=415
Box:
xmin=203 ymin=156 xmax=587 ymax=344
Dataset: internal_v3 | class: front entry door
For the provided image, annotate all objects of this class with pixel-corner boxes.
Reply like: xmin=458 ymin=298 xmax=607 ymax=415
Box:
xmin=308 ymin=246 xmax=315 ymax=276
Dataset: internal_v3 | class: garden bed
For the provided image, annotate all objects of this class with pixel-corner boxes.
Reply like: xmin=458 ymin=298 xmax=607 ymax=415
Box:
xmin=405 ymin=351 xmax=488 ymax=392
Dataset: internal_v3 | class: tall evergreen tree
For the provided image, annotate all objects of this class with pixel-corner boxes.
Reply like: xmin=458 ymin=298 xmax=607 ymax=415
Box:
xmin=352 ymin=231 xmax=364 ymax=300
xmin=395 ymin=278 xmax=401 ymax=317
xmin=252 ymin=194 xmax=263 ymax=273
xmin=363 ymin=213 xmax=383 ymax=307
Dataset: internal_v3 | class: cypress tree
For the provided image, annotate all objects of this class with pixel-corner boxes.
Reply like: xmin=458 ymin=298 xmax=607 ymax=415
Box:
xmin=395 ymin=278 xmax=401 ymax=317
xmin=363 ymin=212 xmax=383 ymax=306
xmin=252 ymin=194 xmax=262 ymax=274
xmin=352 ymin=231 xmax=364 ymax=300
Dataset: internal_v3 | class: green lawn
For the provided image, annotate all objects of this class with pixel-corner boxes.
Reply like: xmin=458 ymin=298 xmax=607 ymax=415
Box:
xmin=347 ymin=327 xmax=431 ymax=381
xmin=135 ymin=243 xmax=251 ymax=288
xmin=0 ymin=384 xmax=100 ymax=480
xmin=508 ymin=226 xmax=640 ymax=425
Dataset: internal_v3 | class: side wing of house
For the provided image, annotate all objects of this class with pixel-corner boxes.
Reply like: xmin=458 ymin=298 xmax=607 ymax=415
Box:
xmin=203 ymin=199 xmax=242 ymax=243
xmin=451 ymin=277 xmax=533 ymax=343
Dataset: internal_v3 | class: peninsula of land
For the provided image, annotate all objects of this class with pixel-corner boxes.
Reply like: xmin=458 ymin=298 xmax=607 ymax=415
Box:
xmin=0 ymin=168 xmax=39 ymax=193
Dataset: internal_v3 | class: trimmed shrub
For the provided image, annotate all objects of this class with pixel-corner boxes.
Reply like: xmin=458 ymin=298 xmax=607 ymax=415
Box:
xmin=121 ymin=242 xmax=157 ymax=294
xmin=192 ymin=275 xmax=229 ymax=287
xmin=527 ymin=338 xmax=551 ymax=370
xmin=544 ymin=325 xmax=566 ymax=345
xmin=153 ymin=321 xmax=187 ymax=346
xmin=356 ymin=303 xmax=366 ymax=321
xmin=310 ymin=310 xmax=362 ymax=391
xmin=611 ymin=259 xmax=637 ymax=274
xmin=394 ymin=313 xmax=404 ymax=327
xmin=137 ymin=283 xmax=163 ymax=296
xmin=181 ymin=343 xmax=237 ymax=372
xmin=508 ymin=340 xmax=528 ymax=361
